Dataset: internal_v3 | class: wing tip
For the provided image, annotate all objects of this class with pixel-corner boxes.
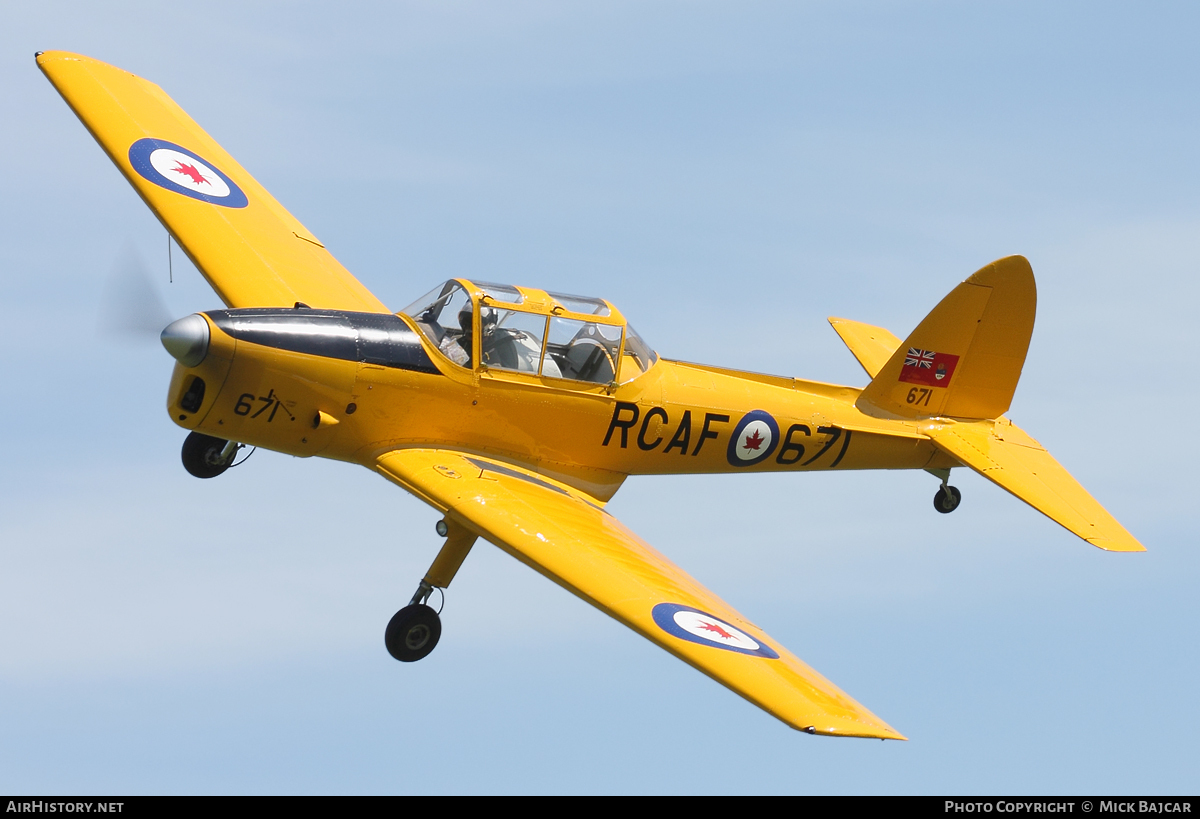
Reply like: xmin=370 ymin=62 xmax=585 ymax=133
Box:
xmin=1087 ymin=536 xmax=1147 ymax=553
xmin=801 ymin=724 xmax=908 ymax=741
xmin=35 ymin=50 xmax=93 ymax=76
xmin=35 ymin=50 xmax=77 ymax=64
xmin=793 ymin=713 xmax=907 ymax=740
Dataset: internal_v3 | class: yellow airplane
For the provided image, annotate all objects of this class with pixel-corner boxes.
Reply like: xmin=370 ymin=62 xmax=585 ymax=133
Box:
xmin=39 ymin=51 xmax=1142 ymax=741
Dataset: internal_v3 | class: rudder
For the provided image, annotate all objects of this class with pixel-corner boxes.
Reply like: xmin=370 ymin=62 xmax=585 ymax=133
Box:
xmin=858 ymin=256 xmax=1036 ymax=419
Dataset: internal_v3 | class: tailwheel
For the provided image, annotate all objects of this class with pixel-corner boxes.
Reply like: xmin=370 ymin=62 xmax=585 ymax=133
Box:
xmin=933 ymin=485 xmax=962 ymax=514
xmin=181 ymin=432 xmax=239 ymax=479
xmin=385 ymin=603 xmax=441 ymax=662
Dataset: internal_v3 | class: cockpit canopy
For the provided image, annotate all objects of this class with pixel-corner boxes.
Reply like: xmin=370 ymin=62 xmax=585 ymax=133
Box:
xmin=402 ymin=279 xmax=658 ymax=384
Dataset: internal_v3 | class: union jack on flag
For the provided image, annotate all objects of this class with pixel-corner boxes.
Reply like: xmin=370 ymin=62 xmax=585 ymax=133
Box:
xmin=905 ymin=348 xmax=935 ymax=369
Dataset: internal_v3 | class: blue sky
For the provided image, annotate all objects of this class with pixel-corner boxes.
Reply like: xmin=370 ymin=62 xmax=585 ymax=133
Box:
xmin=2 ymin=1 xmax=1198 ymax=794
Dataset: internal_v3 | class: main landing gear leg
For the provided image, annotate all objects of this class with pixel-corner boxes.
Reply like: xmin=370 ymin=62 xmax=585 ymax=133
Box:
xmin=385 ymin=517 xmax=478 ymax=663
xmin=926 ymin=467 xmax=962 ymax=514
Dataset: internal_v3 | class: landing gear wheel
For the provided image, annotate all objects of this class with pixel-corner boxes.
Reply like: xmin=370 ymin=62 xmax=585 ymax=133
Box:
xmin=933 ymin=485 xmax=962 ymax=514
xmin=385 ymin=604 xmax=442 ymax=662
xmin=181 ymin=432 xmax=232 ymax=479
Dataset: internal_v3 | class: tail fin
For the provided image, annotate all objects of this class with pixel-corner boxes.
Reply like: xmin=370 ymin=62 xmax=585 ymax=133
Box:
xmin=858 ymin=256 xmax=1036 ymax=420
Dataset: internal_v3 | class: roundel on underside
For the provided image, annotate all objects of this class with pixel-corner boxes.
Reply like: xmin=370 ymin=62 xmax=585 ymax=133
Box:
xmin=726 ymin=409 xmax=779 ymax=467
xmin=128 ymin=138 xmax=248 ymax=208
xmin=651 ymin=603 xmax=779 ymax=659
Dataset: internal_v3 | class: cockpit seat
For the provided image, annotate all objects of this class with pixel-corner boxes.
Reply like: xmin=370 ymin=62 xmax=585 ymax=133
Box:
xmin=486 ymin=329 xmax=536 ymax=372
xmin=564 ymin=337 xmax=615 ymax=383
xmin=415 ymin=314 xmax=446 ymax=344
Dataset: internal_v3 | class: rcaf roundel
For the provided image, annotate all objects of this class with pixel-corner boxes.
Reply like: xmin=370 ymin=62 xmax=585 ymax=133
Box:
xmin=651 ymin=603 xmax=780 ymax=659
xmin=127 ymin=138 xmax=248 ymax=208
xmin=725 ymin=409 xmax=779 ymax=467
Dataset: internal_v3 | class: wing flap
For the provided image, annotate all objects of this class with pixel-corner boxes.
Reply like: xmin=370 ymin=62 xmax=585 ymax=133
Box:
xmin=376 ymin=448 xmax=905 ymax=739
xmin=926 ymin=419 xmax=1144 ymax=552
xmin=38 ymin=51 xmax=388 ymax=313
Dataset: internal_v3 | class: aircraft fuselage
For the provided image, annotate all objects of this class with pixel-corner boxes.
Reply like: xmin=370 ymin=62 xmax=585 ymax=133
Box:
xmin=167 ymin=308 xmax=954 ymax=502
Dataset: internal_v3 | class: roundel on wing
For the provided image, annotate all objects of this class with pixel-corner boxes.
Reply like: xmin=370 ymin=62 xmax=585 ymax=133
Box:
xmin=651 ymin=603 xmax=780 ymax=659
xmin=128 ymin=138 xmax=248 ymax=208
xmin=725 ymin=409 xmax=779 ymax=467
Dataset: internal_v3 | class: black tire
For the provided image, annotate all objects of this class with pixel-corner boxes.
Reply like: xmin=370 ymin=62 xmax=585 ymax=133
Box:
xmin=181 ymin=432 xmax=232 ymax=479
xmin=933 ymin=485 xmax=962 ymax=514
xmin=385 ymin=604 xmax=442 ymax=662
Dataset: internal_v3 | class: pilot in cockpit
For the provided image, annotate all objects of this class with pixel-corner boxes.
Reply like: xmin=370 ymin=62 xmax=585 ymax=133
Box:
xmin=406 ymin=280 xmax=659 ymax=382
xmin=437 ymin=306 xmax=474 ymax=367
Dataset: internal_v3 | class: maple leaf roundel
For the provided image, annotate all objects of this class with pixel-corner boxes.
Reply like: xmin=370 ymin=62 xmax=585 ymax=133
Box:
xmin=127 ymin=138 xmax=248 ymax=208
xmin=651 ymin=603 xmax=780 ymax=658
xmin=725 ymin=410 xmax=780 ymax=467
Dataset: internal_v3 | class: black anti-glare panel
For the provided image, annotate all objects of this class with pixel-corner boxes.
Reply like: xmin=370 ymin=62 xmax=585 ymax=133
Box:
xmin=206 ymin=308 xmax=441 ymax=374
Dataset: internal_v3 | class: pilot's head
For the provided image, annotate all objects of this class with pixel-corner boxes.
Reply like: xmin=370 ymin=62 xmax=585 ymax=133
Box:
xmin=479 ymin=306 xmax=498 ymax=336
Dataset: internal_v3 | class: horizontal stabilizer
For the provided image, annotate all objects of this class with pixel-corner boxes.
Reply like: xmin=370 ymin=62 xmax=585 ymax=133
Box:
xmin=926 ymin=419 xmax=1144 ymax=552
xmin=828 ymin=318 xmax=902 ymax=379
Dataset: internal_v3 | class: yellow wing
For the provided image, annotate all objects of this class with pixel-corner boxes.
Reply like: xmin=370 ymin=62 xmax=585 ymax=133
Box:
xmin=375 ymin=448 xmax=906 ymax=739
xmin=37 ymin=51 xmax=388 ymax=313
xmin=925 ymin=418 xmax=1144 ymax=552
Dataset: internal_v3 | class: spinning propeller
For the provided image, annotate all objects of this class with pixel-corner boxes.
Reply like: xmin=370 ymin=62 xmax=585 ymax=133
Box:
xmin=98 ymin=241 xmax=208 ymax=366
xmin=99 ymin=242 xmax=175 ymax=342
